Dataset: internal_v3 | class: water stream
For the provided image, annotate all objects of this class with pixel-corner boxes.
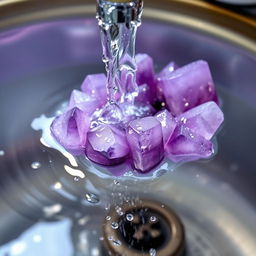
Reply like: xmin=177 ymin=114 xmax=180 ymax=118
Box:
xmin=95 ymin=0 xmax=143 ymax=125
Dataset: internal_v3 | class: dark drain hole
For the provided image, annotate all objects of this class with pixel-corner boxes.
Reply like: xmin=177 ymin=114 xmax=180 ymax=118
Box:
xmin=118 ymin=208 xmax=171 ymax=252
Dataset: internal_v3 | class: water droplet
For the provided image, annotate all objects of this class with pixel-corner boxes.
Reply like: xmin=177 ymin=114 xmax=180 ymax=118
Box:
xmin=85 ymin=193 xmax=99 ymax=204
xmin=105 ymin=203 xmax=110 ymax=211
xmin=150 ymin=216 xmax=157 ymax=222
xmin=112 ymin=240 xmax=122 ymax=246
xmin=106 ymin=216 xmax=111 ymax=221
xmin=108 ymin=236 xmax=113 ymax=241
xmin=126 ymin=213 xmax=134 ymax=221
xmin=43 ymin=204 xmax=62 ymax=217
xmin=0 ymin=150 xmax=5 ymax=156
xmin=149 ymin=248 xmax=156 ymax=256
xmin=113 ymin=180 xmax=120 ymax=185
xmin=31 ymin=161 xmax=41 ymax=169
xmin=53 ymin=182 xmax=62 ymax=190
xmin=99 ymin=236 xmax=104 ymax=241
xmin=115 ymin=206 xmax=124 ymax=216
xmin=74 ymin=177 xmax=79 ymax=182
xmin=111 ymin=222 xmax=119 ymax=229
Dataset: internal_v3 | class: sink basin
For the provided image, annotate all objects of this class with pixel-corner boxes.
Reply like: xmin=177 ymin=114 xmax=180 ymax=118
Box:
xmin=0 ymin=0 xmax=255 ymax=255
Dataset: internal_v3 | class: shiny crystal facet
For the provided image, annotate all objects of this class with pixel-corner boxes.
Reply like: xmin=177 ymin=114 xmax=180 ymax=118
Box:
xmin=177 ymin=101 xmax=224 ymax=140
xmin=127 ymin=117 xmax=164 ymax=172
xmin=158 ymin=60 xmax=218 ymax=116
xmin=136 ymin=54 xmax=156 ymax=101
xmin=69 ymin=89 xmax=100 ymax=115
xmin=51 ymin=107 xmax=90 ymax=155
xmin=155 ymin=109 xmax=176 ymax=145
xmin=136 ymin=54 xmax=155 ymax=86
xmin=86 ymin=124 xmax=129 ymax=166
xmin=81 ymin=73 xmax=107 ymax=106
xmin=166 ymin=125 xmax=213 ymax=163
xmin=158 ymin=61 xmax=178 ymax=78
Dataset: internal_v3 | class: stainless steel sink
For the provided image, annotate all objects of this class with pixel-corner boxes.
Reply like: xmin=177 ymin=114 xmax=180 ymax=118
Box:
xmin=0 ymin=1 xmax=255 ymax=255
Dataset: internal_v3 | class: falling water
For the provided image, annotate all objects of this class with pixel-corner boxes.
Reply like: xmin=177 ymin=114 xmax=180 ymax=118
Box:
xmin=96 ymin=0 xmax=143 ymax=124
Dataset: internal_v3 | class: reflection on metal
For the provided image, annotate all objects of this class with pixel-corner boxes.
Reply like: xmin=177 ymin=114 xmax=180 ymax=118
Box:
xmin=0 ymin=0 xmax=255 ymax=54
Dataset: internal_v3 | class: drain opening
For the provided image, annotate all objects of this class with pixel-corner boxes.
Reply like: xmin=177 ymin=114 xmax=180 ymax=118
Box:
xmin=119 ymin=208 xmax=171 ymax=252
xmin=102 ymin=200 xmax=185 ymax=256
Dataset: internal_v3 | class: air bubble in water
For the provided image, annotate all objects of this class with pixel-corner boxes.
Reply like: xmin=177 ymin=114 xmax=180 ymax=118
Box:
xmin=31 ymin=161 xmax=41 ymax=169
xmin=85 ymin=193 xmax=99 ymax=204
xmin=111 ymin=222 xmax=119 ymax=229
xmin=150 ymin=216 xmax=157 ymax=222
xmin=126 ymin=213 xmax=134 ymax=221
xmin=149 ymin=248 xmax=156 ymax=256
xmin=115 ymin=206 xmax=124 ymax=216
xmin=0 ymin=150 xmax=5 ymax=156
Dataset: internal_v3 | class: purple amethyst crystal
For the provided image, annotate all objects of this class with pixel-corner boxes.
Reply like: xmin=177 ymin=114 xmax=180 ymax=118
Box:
xmin=158 ymin=60 xmax=218 ymax=116
xmin=68 ymin=89 xmax=100 ymax=115
xmin=135 ymin=84 xmax=154 ymax=104
xmin=135 ymin=54 xmax=156 ymax=100
xmin=155 ymin=109 xmax=177 ymax=145
xmin=177 ymin=101 xmax=224 ymax=140
xmin=127 ymin=116 xmax=164 ymax=172
xmin=136 ymin=54 xmax=155 ymax=86
xmin=165 ymin=125 xmax=213 ymax=163
xmin=81 ymin=73 xmax=107 ymax=106
xmin=85 ymin=124 xmax=130 ymax=166
xmin=50 ymin=107 xmax=90 ymax=155
xmin=158 ymin=61 xmax=178 ymax=78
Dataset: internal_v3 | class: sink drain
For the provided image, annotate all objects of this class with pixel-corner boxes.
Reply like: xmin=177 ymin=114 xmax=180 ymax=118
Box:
xmin=102 ymin=200 xmax=185 ymax=256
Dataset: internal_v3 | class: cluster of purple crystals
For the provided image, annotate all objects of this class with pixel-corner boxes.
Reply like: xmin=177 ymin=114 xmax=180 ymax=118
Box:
xmin=51 ymin=54 xmax=224 ymax=172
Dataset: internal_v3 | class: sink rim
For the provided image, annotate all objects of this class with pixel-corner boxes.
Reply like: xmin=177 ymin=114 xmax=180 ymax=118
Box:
xmin=0 ymin=0 xmax=255 ymax=54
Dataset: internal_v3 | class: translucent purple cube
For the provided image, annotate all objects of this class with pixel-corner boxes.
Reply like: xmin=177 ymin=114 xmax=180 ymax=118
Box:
xmin=68 ymin=89 xmax=100 ymax=115
xmin=136 ymin=54 xmax=156 ymax=100
xmin=127 ymin=116 xmax=164 ymax=172
xmin=155 ymin=109 xmax=177 ymax=145
xmin=165 ymin=125 xmax=213 ymax=163
xmin=81 ymin=73 xmax=107 ymax=106
xmin=158 ymin=60 xmax=218 ymax=116
xmin=86 ymin=124 xmax=130 ymax=166
xmin=158 ymin=61 xmax=178 ymax=78
xmin=135 ymin=84 xmax=154 ymax=104
xmin=177 ymin=101 xmax=224 ymax=140
xmin=136 ymin=54 xmax=155 ymax=86
xmin=50 ymin=107 xmax=90 ymax=155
